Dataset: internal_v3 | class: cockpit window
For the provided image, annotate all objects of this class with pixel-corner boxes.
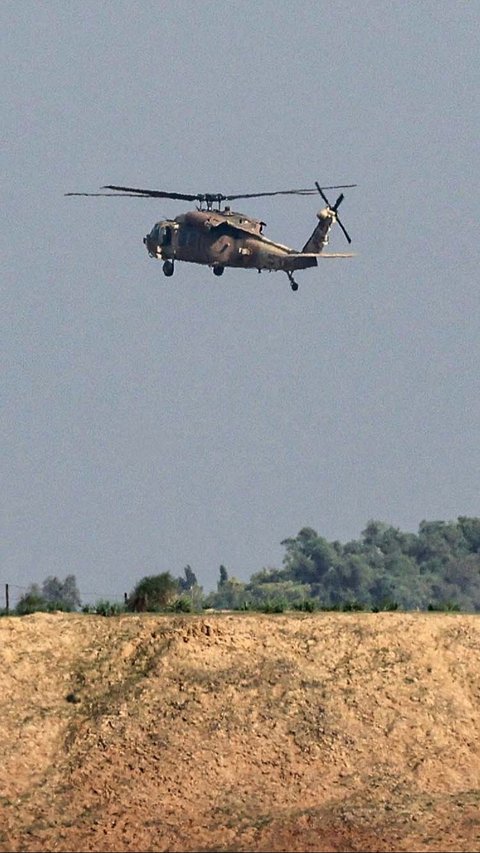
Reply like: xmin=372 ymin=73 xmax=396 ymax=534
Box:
xmin=153 ymin=223 xmax=172 ymax=246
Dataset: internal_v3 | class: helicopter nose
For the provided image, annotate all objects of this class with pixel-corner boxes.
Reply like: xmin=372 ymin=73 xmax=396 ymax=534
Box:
xmin=144 ymin=233 xmax=156 ymax=256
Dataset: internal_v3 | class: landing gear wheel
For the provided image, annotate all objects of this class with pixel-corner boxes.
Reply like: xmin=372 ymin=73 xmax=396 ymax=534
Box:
xmin=163 ymin=260 xmax=174 ymax=277
xmin=286 ymin=271 xmax=299 ymax=291
xmin=213 ymin=265 xmax=224 ymax=277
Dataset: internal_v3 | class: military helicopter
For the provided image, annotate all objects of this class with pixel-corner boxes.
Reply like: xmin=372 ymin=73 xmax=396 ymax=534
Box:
xmin=65 ymin=180 xmax=356 ymax=291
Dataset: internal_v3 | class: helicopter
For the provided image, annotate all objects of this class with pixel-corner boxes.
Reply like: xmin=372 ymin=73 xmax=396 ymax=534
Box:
xmin=65 ymin=181 xmax=356 ymax=291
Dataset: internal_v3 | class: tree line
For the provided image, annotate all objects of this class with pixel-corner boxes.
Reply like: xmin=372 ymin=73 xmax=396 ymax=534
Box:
xmin=6 ymin=517 xmax=480 ymax=616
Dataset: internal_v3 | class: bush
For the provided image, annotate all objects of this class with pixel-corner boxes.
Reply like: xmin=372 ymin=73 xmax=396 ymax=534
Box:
xmin=93 ymin=600 xmax=125 ymax=616
xmin=372 ymin=600 xmax=399 ymax=612
xmin=292 ymin=599 xmax=317 ymax=612
xmin=16 ymin=593 xmax=49 ymax=615
xmin=342 ymin=600 xmax=366 ymax=612
xmin=169 ymin=597 xmax=193 ymax=613
xmin=261 ymin=598 xmax=287 ymax=613
xmin=127 ymin=573 xmax=179 ymax=612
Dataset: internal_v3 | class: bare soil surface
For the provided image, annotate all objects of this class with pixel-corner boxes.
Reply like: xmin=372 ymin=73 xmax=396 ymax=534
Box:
xmin=0 ymin=611 xmax=479 ymax=852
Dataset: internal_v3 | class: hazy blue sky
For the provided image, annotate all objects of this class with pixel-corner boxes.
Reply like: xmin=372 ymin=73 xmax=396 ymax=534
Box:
xmin=3 ymin=1 xmax=479 ymax=605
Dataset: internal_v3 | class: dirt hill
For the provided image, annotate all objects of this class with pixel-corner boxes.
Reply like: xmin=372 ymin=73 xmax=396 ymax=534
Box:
xmin=0 ymin=611 xmax=479 ymax=852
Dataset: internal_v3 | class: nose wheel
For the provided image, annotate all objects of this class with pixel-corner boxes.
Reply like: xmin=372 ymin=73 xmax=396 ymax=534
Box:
xmin=286 ymin=271 xmax=299 ymax=291
xmin=163 ymin=260 xmax=174 ymax=277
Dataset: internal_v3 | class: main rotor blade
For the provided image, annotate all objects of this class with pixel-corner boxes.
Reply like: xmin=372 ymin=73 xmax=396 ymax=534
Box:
xmin=315 ymin=181 xmax=331 ymax=206
xmin=103 ymin=185 xmax=200 ymax=200
xmin=224 ymin=184 xmax=356 ymax=201
xmin=101 ymin=184 xmax=357 ymax=202
xmin=65 ymin=192 xmax=158 ymax=197
xmin=65 ymin=182 xmax=357 ymax=202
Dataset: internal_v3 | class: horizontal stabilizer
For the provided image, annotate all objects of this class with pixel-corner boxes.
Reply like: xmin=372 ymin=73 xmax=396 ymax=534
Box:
xmin=315 ymin=252 xmax=355 ymax=258
xmin=281 ymin=252 xmax=355 ymax=271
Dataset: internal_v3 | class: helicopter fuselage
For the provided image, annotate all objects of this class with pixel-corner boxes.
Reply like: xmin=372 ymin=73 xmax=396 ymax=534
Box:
xmin=143 ymin=207 xmax=324 ymax=275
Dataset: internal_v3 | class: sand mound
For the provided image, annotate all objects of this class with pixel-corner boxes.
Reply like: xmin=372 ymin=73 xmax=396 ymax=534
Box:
xmin=1 ymin=611 xmax=479 ymax=851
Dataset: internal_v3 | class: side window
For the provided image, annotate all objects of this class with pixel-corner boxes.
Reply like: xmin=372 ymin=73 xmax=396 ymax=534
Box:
xmin=178 ymin=227 xmax=188 ymax=248
xmin=179 ymin=226 xmax=195 ymax=248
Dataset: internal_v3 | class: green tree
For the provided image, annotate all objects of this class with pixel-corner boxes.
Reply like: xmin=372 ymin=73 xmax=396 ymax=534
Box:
xmin=177 ymin=565 xmax=198 ymax=591
xmin=204 ymin=576 xmax=248 ymax=610
xmin=175 ymin=565 xmax=204 ymax=611
xmin=415 ymin=520 xmax=468 ymax=567
xmin=202 ymin=517 xmax=480 ymax=613
xmin=42 ymin=574 xmax=81 ymax=610
xmin=16 ymin=589 xmax=46 ymax=615
xmin=379 ymin=554 xmax=423 ymax=609
xmin=127 ymin=572 xmax=179 ymax=612
xmin=322 ymin=554 xmax=373 ymax=606
xmin=457 ymin=517 xmax=480 ymax=553
xmin=361 ymin=520 xmax=391 ymax=547
xmin=41 ymin=576 xmax=63 ymax=602
xmin=281 ymin=527 xmax=337 ymax=585
xmin=15 ymin=576 xmax=81 ymax=614
xmin=245 ymin=578 xmax=314 ymax=608
xmin=249 ymin=566 xmax=287 ymax=585
xmin=442 ymin=554 xmax=480 ymax=611
xmin=360 ymin=521 xmax=417 ymax=563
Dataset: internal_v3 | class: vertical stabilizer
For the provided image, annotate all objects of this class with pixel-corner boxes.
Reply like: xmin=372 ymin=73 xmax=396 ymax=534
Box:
xmin=302 ymin=208 xmax=335 ymax=253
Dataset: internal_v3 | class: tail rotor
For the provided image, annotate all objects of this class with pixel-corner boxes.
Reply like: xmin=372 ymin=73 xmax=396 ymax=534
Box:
xmin=315 ymin=182 xmax=352 ymax=244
